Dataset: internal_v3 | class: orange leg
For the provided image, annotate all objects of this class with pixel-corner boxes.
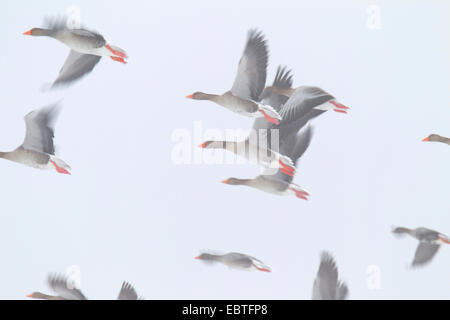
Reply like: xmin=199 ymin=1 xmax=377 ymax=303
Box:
xmin=259 ymin=110 xmax=279 ymax=125
xmin=110 ymin=56 xmax=127 ymax=64
xmin=50 ymin=160 xmax=70 ymax=175
xmin=105 ymin=44 xmax=127 ymax=58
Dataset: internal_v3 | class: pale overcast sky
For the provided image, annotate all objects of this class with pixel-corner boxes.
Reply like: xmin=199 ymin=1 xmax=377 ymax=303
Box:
xmin=0 ymin=0 xmax=449 ymax=299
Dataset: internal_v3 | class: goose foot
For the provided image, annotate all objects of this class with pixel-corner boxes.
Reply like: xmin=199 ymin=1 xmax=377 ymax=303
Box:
xmin=259 ymin=110 xmax=279 ymax=125
xmin=330 ymin=101 xmax=349 ymax=114
xmin=110 ymin=56 xmax=127 ymax=64
xmin=50 ymin=160 xmax=71 ymax=175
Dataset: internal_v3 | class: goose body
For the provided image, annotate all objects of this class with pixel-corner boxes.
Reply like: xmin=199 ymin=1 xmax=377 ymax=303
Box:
xmin=0 ymin=104 xmax=70 ymax=174
xmin=24 ymin=18 xmax=127 ymax=88
xmin=199 ymin=139 xmax=295 ymax=176
xmin=186 ymin=30 xmax=281 ymax=124
xmin=195 ymin=252 xmax=271 ymax=272
xmin=392 ymin=227 xmax=450 ymax=267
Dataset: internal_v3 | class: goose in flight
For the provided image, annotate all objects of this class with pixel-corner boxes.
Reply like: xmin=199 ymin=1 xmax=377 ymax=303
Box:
xmin=195 ymin=252 xmax=271 ymax=272
xmin=312 ymin=252 xmax=348 ymax=300
xmin=24 ymin=17 xmax=128 ymax=88
xmin=392 ymin=227 xmax=450 ymax=267
xmin=0 ymin=103 xmax=71 ymax=174
xmin=186 ymin=29 xmax=281 ymax=124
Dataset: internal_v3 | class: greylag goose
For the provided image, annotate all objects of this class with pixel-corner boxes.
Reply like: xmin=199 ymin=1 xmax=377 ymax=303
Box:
xmin=422 ymin=134 xmax=450 ymax=145
xmin=195 ymin=252 xmax=271 ymax=272
xmin=222 ymin=126 xmax=312 ymax=200
xmin=24 ymin=17 xmax=127 ymax=88
xmin=312 ymin=252 xmax=348 ymax=300
xmin=27 ymin=273 xmax=87 ymax=300
xmin=392 ymin=227 xmax=450 ymax=267
xmin=186 ymin=29 xmax=281 ymax=124
xmin=0 ymin=103 xmax=71 ymax=174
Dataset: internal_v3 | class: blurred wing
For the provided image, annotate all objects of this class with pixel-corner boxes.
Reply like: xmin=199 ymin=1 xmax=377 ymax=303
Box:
xmin=279 ymin=86 xmax=334 ymax=124
xmin=52 ymin=50 xmax=101 ymax=88
xmin=253 ymin=66 xmax=293 ymax=131
xmin=312 ymin=252 xmax=339 ymax=300
xmin=230 ymin=29 xmax=268 ymax=101
xmin=22 ymin=103 xmax=60 ymax=155
xmin=44 ymin=16 xmax=106 ymax=47
xmin=48 ymin=274 xmax=87 ymax=300
xmin=336 ymin=281 xmax=349 ymax=300
xmin=117 ymin=281 xmax=139 ymax=300
xmin=412 ymin=243 xmax=440 ymax=267
xmin=267 ymin=126 xmax=313 ymax=184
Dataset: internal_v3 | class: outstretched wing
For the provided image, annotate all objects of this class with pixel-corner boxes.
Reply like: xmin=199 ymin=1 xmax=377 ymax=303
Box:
xmin=48 ymin=274 xmax=87 ymax=300
xmin=253 ymin=66 xmax=293 ymax=131
xmin=117 ymin=281 xmax=139 ymax=300
xmin=230 ymin=29 xmax=268 ymax=101
xmin=279 ymin=86 xmax=334 ymax=124
xmin=412 ymin=243 xmax=440 ymax=267
xmin=22 ymin=103 xmax=61 ymax=155
xmin=312 ymin=252 xmax=347 ymax=300
xmin=266 ymin=126 xmax=313 ymax=184
xmin=52 ymin=50 xmax=102 ymax=88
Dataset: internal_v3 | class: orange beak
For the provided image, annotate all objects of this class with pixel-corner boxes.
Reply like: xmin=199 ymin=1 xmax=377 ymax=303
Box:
xmin=422 ymin=137 xmax=429 ymax=142
xmin=23 ymin=30 xmax=32 ymax=35
xmin=194 ymin=256 xmax=201 ymax=259
xmin=198 ymin=142 xmax=206 ymax=148
xmin=186 ymin=94 xmax=194 ymax=99
xmin=26 ymin=293 xmax=33 ymax=298
xmin=221 ymin=179 xmax=229 ymax=184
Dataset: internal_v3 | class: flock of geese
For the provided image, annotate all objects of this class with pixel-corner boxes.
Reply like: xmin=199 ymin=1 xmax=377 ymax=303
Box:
xmin=3 ymin=15 xmax=447 ymax=300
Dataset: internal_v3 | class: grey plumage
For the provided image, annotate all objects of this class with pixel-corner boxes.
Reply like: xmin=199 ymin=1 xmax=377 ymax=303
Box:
xmin=43 ymin=16 xmax=106 ymax=48
xmin=392 ymin=227 xmax=450 ymax=267
xmin=117 ymin=281 xmax=142 ymax=300
xmin=230 ymin=29 xmax=269 ymax=101
xmin=268 ymin=126 xmax=313 ymax=184
xmin=196 ymin=252 xmax=271 ymax=271
xmin=252 ymin=66 xmax=293 ymax=136
xmin=47 ymin=273 xmax=87 ymax=300
xmin=25 ymin=16 xmax=117 ymax=88
xmin=22 ymin=103 xmax=60 ymax=155
xmin=53 ymin=50 xmax=102 ymax=87
xmin=412 ymin=243 xmax=440 ymax=267
xmin=312 ymin=252 xmax=348 ymax=300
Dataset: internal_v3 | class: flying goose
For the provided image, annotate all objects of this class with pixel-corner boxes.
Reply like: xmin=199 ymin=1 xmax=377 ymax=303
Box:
xmin=27 ymin=273 xmax=87 ymax=300
xmin=195 ymin=252 xmax=271 ymax=272
xmin=186 ymin=29 xmax=281 ymax=124
xmin=392 ymin=227 xmax=450 ymax=267
xmin=24 ymin=17 xmax=128 ymax=88
xmin=0 ymin=103 xmax=71 ymax=174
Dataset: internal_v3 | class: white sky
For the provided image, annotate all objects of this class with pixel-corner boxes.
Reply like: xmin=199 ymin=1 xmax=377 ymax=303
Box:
xmin=0 ymin=0 xmax=449 ymax=299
